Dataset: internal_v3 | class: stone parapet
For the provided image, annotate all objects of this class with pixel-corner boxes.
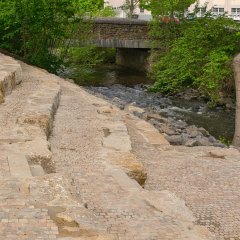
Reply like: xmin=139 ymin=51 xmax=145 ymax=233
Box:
xmin=93 ymin=17 xmax=150 ymax=49
xmin=95 ymin=17 xmax=149 ymax=25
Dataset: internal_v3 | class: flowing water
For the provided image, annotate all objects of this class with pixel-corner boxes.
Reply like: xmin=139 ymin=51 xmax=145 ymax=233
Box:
xmin=69 ymin=64 xmax=235 ymax=141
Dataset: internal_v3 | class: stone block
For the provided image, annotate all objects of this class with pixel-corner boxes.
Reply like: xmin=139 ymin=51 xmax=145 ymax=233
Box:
xmin=8 ymin=154 xmax=32 ymax=179
xmin=103 ymin=151 xmax=147 ymax=185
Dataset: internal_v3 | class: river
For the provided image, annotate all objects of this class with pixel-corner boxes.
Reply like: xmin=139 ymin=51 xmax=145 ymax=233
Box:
xmin=67 ymin=64 xmax=235 ymax=143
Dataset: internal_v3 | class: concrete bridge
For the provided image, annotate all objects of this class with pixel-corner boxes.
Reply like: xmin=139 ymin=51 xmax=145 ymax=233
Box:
xmin=92 ymin=18 xmax=151 ymax=70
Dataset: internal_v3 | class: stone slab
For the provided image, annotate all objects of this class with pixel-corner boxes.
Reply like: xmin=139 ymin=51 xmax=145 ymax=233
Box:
xmin=30 ymin=165 xmax=45 ymax=176
xmin=136 ymin=120 xmax=170 ymax=146
xmin=8 ymin=154 xmax=32 ymax=179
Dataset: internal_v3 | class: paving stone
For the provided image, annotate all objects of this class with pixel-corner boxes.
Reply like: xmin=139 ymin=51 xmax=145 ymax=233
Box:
xmin=7 ymin=154 xmax=32 ymax=179
xmin=0 ymin=54 xmax=227 ymax=240
xmin=127 ymin=117 xmax=240 ymax=240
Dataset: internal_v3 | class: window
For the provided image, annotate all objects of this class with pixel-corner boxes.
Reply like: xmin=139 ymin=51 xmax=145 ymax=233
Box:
xmin=212 ymin=7 xmax=224 ymax=16
xmin=231 ymin=8 xmax=240 ymax=17
xmin=140 ymin=8 xmax=144 ymax=13
xmin=198 ymin=7 xmax=206 ymax=17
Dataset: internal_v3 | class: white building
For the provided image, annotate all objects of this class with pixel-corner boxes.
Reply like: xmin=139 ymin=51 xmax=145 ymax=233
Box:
xmin=189 ymin=0 xmax=240 ymax=20
xmin=105 ymin=0 xmax=240 ymax=20
xmin=104 ymin=0 xmax=152 ymax=20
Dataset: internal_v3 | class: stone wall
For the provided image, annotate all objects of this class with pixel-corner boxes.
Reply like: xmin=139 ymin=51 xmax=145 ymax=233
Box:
xmin=93 ymin=18 xmax=150 ymax=48
xmin=0 ymin=53 xmax=22 ymax=104
xmin=94 ymin=18 xmax=149 ymax=40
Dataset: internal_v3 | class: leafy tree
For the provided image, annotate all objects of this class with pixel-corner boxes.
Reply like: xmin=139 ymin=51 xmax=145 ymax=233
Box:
xmin=149 ymin=16 xmax=240 ymax=104
xmin=95 ymin=6 xmax=116 ymax=17
xmin=14 ymin=0 xmax=81 ymax=71
xmin=75 ymin=0 xmax=104 ymax=15
xmin=0 ymin=0 xmax=93 ymax=72
xmin=123 ymin=0 xmax=140 ymax=18
xmin=140 ymin=0 xmax=195 ymax=18
xmin=0 ymin=0 xmax=21 ymax=52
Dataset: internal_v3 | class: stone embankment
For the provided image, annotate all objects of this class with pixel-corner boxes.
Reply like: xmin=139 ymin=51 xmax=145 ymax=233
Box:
xmin=87 ymin=85 xmax=226 ymax=147
xmin=0 ymin=53 xmax=239 ymax=240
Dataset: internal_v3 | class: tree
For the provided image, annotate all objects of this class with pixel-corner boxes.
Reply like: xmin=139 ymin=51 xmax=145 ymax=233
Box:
xmin=123 ymin=0 xmax=140 ymax=18
xmin=0 ymin=0 xmax=93 ymax=72
xmin=0 ymin=0 xmax=21 ymax=52
xmin=140 ymin=0 xmax=195 ymax=18
xmin=75 ymin=0 xmax=104 ymax=15
xmin=14 ymin=0 xmax=81 ymax=71
xmin=233 ymin=54 xmax=240 ymax=147
xmin=149 ymin=16 xmax=239 ymax=104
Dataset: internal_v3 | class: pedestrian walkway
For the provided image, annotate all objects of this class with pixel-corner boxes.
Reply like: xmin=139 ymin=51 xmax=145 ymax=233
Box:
xmin=126 ymin=116 xmax=240 ymax=240
xmin=0 ymin=53 xmax=238 ymax=239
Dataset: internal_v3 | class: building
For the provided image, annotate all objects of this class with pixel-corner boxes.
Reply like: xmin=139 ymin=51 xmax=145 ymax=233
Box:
xmin=189 ymin=0 xmax=240 ymax=20
xmin=105 ymin=0 xmax=240 ymax=20
xmin=104 ymin=0 xmax=152 ymax=20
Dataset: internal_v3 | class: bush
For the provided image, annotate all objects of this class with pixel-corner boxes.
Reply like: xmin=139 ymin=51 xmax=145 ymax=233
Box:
xmin=0 ymin=0 xmax=91 ymax=72
xmin=150 ymin=16 xmax=240 ymax=104
xmin=67 ymin=46 xmax=116 ymax=67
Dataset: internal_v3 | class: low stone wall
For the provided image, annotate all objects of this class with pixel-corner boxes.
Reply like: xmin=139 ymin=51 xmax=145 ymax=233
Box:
xmin=0 ymin=59 xmax=61 ymax=179
xmin=94 ymin=18 xmax=149 ymax=40
xmin=0 ymin=53 xmax=22 ymax=104
xmin=93 ymin=17 xmax=150 ymax=49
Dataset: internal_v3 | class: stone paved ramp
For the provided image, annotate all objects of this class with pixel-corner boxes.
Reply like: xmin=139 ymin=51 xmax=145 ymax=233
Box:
xmin=126 ymin=116 xmax=240 ymax=240
xmin=0 ymin=54 xmax=229 ymax=239
xmin=0 ymin=60 xmax=61 ymax=239
xmin=49 ymin=80 xmax=214 ymax=240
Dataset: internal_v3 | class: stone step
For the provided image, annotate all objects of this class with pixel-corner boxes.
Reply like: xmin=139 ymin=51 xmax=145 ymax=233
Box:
xmin=0 ymin=205 xmax=59 ymax=239
xmin=135 ymin=120 xmax=170 ymax=146
xmin=0 ymin=53 xmax=22 ymax=104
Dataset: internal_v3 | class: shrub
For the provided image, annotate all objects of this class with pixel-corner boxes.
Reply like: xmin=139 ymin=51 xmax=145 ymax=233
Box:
xmin=150 ymin=16 xmax=240 ymax=104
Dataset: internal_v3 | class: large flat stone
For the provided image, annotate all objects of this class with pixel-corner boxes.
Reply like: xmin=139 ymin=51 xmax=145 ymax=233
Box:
xmin=102 ymin=122 xmax=132 ymax=152
xmin=103 ymin=151 xmax=147 ymax=185
xmin=8 ymin=154 xmax=32 ymax=179
xmin=136 ymin=120 xmax=170 ymax=146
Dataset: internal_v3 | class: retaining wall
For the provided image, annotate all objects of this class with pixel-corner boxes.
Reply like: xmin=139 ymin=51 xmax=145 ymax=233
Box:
xmin=0 ymin=53 xmax=22 ymax=103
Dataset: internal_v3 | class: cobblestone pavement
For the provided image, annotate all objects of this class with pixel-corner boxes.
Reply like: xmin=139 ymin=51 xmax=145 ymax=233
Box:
xmin=49 ymin=80 xmax=215 ymax=240
xmin=0 ymin=62 xmax=60 ymax=239
xmin=126 ymin=117 xmax=240 ymax=240
xmin=0 ymin=54 xmax=235 ymax=239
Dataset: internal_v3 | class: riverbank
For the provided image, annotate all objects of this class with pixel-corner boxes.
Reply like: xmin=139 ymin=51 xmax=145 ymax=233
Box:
xmin=66 ymin=64 xmax=234 ymax=146
xmin=0 ymin=54 xmax=219 ymax=239
xmin=87 ymin=84 xmax=230 ymax=147
xmin=2 ymin=53 xmax=240 ymax=239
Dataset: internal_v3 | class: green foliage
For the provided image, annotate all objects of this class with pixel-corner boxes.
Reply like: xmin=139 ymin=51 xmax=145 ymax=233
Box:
xmin=150 ymin=16 xmax=240 ymax=104
xmin=219 ymin=136 xmax=232 ymax=146
xmin=0 ymin=1 xmax=21 ymax=52
xmin=0 ymin=0 xmax=80 ymax=72
xmin=73 ymin=0 xmax=116 ymax=17
xmin=65 ymin=46 xmax=116 ymax=85
xmin=140 ymin=0 xmax=195 ymax=17
xmin=122 ymin=0 xmax=140 ymax=18
xmin=75 ymin=0 xmax=103 ymax=14
xmin=93 ymin=6 xmax=117 ymax=17
xmin=68 ymin=46 xmax=116 ymax=67
xmin=0 ymin=0 xmax=96 ymax=72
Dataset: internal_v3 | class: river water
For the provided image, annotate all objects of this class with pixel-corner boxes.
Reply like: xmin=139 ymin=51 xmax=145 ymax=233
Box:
xmin=69 ymin=65 xmax=235 ymax=142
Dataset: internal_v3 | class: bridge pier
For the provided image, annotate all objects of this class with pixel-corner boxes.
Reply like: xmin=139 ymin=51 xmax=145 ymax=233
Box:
xmin=116 ymin=48 xmax=149 ymax=71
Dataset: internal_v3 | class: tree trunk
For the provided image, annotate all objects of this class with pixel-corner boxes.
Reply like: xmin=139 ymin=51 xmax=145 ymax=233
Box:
xmin=233 ymin=54 xmax=240 ymax=147
xmin=129 ymin=0 xmax=134 ymax=18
